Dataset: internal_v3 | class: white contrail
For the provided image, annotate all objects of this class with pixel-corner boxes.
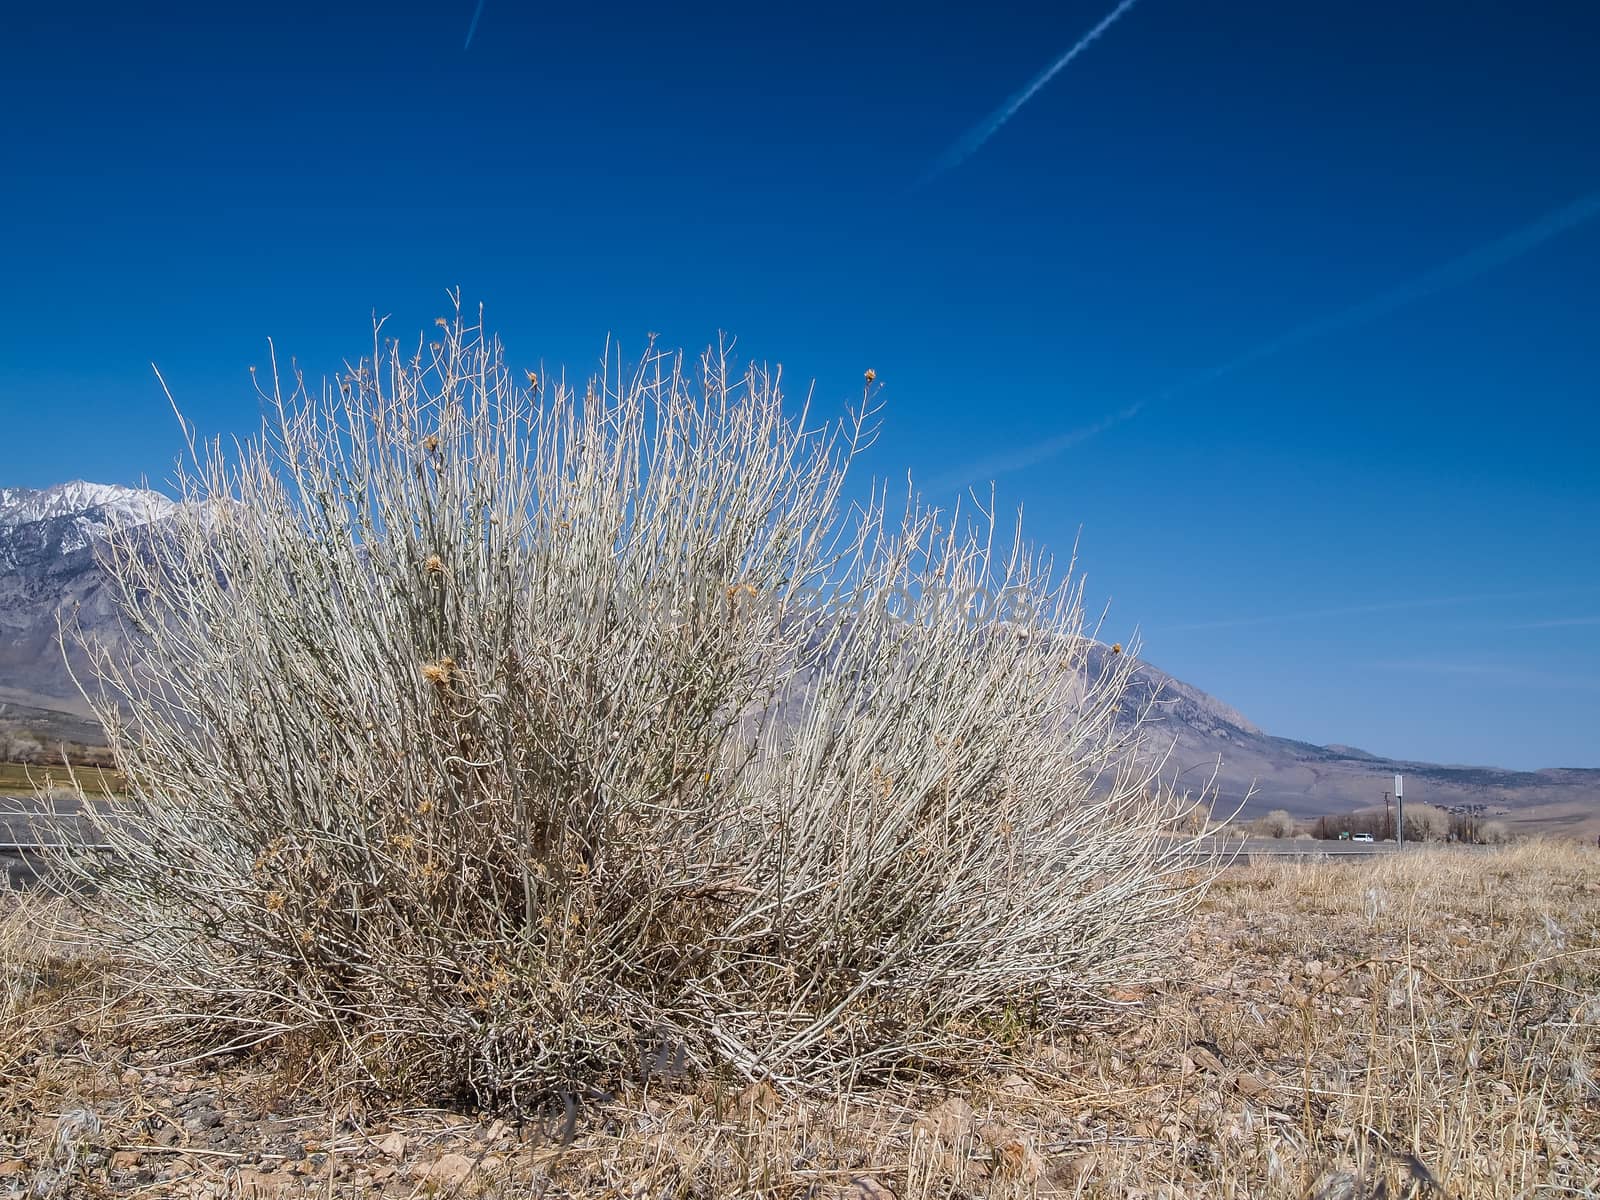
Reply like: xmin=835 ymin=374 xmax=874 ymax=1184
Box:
xmin=1510 ymin=615 xmax=1600 ymax=629
xmin=1162 ymin=586 xmax=1600 ymax=633
xmin=463 ymin=0 xmax=488 ymax=49
xmin=924 ymin=401 xmax=1144 ymax=493
xmin=934 ymin=187 xmax=1600 ymax=489
xmin=918 ymin=0 xmax=1142 ymax=186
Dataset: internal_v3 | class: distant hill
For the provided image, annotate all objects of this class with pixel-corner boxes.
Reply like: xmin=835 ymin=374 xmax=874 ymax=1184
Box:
xmin=1103 ymin=644 xmax=1600 ymax=837
xmin=2 ymin=481 xmax=1597 ymax=834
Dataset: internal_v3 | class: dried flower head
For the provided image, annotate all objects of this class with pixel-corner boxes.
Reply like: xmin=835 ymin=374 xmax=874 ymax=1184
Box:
xmin=1111 ymin=642 xmax=1123 ymax=655
xmin=422 ymin=434 xmax=440 ymax=453
xmin=423 ymin=554 xmax=445 ymax=575
xmin=421 ymin=657 xmax=457 ymax=687
xmin=265 ymin=891 xmax=286 ymax=913
xmin=525 ymin=369 xmax=539 ymax=390
xmin=864 ymin=368 xmax=876 ymax=383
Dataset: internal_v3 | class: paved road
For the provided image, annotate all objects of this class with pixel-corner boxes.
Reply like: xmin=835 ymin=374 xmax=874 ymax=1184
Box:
xmin=2 ymin=792 xmax=109 ymax=889
xmin=1 ymin=792 xmax=104 ymax=848
xmin=1178 ymin=835 xmax=1395 ymax=857
xmin=1166 ymin=835 xmax=1489 ymax=862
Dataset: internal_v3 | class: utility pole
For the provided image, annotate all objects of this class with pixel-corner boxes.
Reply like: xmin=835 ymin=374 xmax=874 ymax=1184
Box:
xmin=1382 ymin=790 xmax=1392 ymax=841
xmin=1395 ymin=774 xmax=1405 ymax=849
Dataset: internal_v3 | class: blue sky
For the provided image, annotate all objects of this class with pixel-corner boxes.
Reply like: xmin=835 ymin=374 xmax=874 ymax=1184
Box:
xmin=2 ymin=0 xmax=1597 ymax=769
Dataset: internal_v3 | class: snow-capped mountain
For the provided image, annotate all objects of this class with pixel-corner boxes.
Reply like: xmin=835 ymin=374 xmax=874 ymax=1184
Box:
xmin=0 ymin=482 xmax=177 ymax=716
xmin=0 ymin=483 xmax=175 ymax=562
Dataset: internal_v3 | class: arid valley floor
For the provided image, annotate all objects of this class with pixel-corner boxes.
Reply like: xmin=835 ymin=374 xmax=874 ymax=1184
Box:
xmin=3 ymin=843 xmax=1596 ymax=1199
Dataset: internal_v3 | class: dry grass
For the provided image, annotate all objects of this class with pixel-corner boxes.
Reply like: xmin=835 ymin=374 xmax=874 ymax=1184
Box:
xmin=2 ymin=842 xmax=1596 ymax=1198
xmin=0 ymin=762 xmax=124 ymax=797
xmin=0 ymin=890 xmax=83 ymax=1072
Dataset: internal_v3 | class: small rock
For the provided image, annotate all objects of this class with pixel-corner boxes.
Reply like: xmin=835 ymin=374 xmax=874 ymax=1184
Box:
xmin=1050 ymin=1152 xmax=1097 ymax=1185
xmin=737 ymin=1079 xmax=780 ymax=1121
xmin=236 ymin=1170 xmax=294 ymax=1194
xmin=847 ymin=1175 xmax=895 ymax=1199
xmin=110 ymin=1150 xmax=143 ymax=1170
xmin=984 ymin=1129 xmax=1045 ymax=1183
xmin=377 ymin=1131 xmax=406 ymax=1159
xmin=997 ymin=1072 xmax=1035 ymax=1097
xmin=414 ymin=1152 xmax=476 ymax=1188
xmin=1307 ymin=1170 xmax=1361 ymax=1200
xmin=912 ymin=1097 xmax=975 ymax=1145
xmin=1234 ymin=1071 xmax=1273 ymax=1100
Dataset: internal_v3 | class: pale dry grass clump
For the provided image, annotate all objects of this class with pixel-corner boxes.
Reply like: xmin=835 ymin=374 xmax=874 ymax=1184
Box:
xmin=1 ymin=890 xmax=107 ymax=1177
xmin=51 ymin=301 xmax=1205 ymax=1109
xmin=1 ymin=890 xmax=73 ymax=1064
xmin=1171 ymin=841 xmax=1600 ymax=1197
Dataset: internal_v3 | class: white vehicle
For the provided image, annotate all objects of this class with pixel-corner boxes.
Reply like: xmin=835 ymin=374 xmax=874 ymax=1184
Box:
xmin=1351 ymin=833 xmax=1375 ymax=843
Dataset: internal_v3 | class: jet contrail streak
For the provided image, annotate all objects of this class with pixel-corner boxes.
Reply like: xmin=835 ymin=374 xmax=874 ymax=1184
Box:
xmin=463 ymin=0 xmax=488 ymax=49
xmin=1184 ymin=188 xmax=1600 ymax=387
xmin=918 ymin=0 xmax=1142 ymax=186
xmin=1161 ymin=585 xmax=1600 ymax=633
xmin=936 ymin=187 xmax=1600 ymax=489
xmin=924 ymin=401 xmax=1144 ymax=493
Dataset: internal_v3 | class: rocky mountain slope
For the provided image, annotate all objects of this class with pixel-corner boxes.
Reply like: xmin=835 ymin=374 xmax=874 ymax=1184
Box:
xmin=0 ymin=483 xmax=173 ymax=721
xmin=1104 ymin=643 xmax=1600 ymax=833
xmin=2 ymin=482 xmax=1596 ymax=831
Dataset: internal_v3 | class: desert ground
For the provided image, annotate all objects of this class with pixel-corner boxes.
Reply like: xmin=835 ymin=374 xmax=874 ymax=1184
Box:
xmin=2 ymin=842 xmax=1595 ymax=1200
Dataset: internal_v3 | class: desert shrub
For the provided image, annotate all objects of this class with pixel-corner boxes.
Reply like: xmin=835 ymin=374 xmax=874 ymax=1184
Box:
xmin=58 ymin=303 xmax=1206 ymax=1107
xmin=1480 ymin=819 xmax=1514 ymax=844
xmin=1402 ymin=802 xmax=1451 ymax=842
xmin=1255 ymin=809 xmax=1296 ymax=839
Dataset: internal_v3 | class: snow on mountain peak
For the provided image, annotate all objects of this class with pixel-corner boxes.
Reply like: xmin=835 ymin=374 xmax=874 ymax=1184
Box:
xmin=0 ymin=481 xmax=177 ymax=531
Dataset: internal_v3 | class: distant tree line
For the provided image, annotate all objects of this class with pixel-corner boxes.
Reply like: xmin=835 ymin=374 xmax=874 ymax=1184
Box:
xmin=0 ymin=733 xmax=115 ymax=769
xmin=1307 ymin=805 xmax=1511 ymax=844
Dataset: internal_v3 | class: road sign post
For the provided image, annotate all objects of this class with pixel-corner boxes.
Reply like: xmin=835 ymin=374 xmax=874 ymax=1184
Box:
xmin=1395 ymin=773 xmax=1405 ymax=849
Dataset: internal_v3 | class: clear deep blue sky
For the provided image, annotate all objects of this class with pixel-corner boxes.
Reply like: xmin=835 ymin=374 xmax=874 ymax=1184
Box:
xmin=2 ymin=0 xmax=1597 ymax=769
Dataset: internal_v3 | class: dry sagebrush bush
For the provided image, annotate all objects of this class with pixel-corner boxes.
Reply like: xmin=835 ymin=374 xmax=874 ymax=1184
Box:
xmin=57 ymin=301 xmax=1206 ymax=1107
